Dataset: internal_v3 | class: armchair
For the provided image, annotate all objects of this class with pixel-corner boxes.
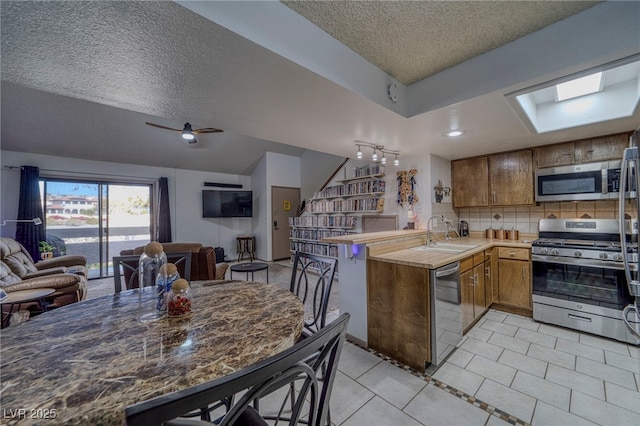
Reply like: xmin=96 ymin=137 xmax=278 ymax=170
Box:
xmin=120 ymin=242 xmax=227 ymax=282
xmin=0 ymin=260 xmax=86 ymax=312
xmin=0 ymin=237 xmax=88 ymax=279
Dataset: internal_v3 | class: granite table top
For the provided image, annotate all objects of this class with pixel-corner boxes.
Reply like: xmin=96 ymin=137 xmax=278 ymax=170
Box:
xmin=0 ymin=281 xmax=304 ymax=425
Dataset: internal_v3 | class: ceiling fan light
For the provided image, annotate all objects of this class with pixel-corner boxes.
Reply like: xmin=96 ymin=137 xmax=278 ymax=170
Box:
xmin=381 ymin=155 xmax=387 ymax=164
xmin=394 ymin=155 xmax=400 ymax=166
xmin=182 ymin=122 xmax=195 ymax=140
xmin=372 ymin=150 xmax=378 ymax=161
xmin=356 ymin=146 xmax=363 ymax=159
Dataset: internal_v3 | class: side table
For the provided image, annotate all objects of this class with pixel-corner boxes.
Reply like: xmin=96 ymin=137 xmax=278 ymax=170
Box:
xmin=230 ymin=262 xmax=269 ymax=282
xmin=1 ymin=288 xmax=55 ymax=328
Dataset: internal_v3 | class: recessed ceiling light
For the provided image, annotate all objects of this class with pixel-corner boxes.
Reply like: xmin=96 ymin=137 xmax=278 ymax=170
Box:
xmin=447 ymin=130 xmax=463 ymax=137
xmin=556 ymin=72 xmax=603 ymax=101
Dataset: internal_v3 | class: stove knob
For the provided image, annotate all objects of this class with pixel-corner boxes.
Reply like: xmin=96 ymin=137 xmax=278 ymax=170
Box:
xmin=574 ymin=251 xmax=582 ymax=257
xmin=613 ymin=253 xmax=623 ymax=261
xmin=540 ymin=248 xmax=548 ymax=255
xmin=551 ymin=249 xmax=560 ymax=255
xmin=599 ymin=252 xmax=608 ymax=259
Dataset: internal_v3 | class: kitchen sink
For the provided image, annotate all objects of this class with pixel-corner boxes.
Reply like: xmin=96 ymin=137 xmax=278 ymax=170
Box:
xmin=413 ymin=242 xmax=479 ymax=254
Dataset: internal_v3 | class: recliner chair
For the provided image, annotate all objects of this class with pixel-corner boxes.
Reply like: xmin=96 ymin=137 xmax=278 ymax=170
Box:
xmin=0 ymin=237 xmax=88 ymax=280
xmin=0 ymin=260 xmax=86 ymax=312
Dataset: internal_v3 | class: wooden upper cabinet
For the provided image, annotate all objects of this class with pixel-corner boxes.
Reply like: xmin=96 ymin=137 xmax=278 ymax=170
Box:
xmin=534 ymin=132 xmax=629 ymax=168
xmin=452 ymin=156 xmax=489 ymax=208
xmin=489 ymin=150 xmax=534 ymax=206
xmin=535 ymin=142 xmax=575 ymax=168
xmin=575 ymin=133 xmax=628 ymax=163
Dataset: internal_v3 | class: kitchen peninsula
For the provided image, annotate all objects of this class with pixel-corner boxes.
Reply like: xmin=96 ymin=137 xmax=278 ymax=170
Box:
xmin=322 ymin=230 xmax=533 ymax=371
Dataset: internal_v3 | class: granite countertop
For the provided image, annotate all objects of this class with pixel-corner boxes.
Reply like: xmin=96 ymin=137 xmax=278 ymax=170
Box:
xmin=368 ymin=236 xmax=533 ymax=269
xmin=0 ymin=281 xmax=304 ymax=425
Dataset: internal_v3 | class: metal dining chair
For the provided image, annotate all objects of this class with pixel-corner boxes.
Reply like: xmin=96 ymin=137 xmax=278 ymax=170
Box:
xmin=112 ymin=252 xmax=192 ymax=293
xmin=289 ymin=251 xmax=338 ymax=338
xmin=125 ymin=313 xmax=350 ymax=426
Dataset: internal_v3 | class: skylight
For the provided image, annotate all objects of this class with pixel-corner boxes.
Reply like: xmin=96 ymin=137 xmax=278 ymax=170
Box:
xmin=555 ymin=72 xmax=603 ymax=101
xmin=506 ymin=56 xmax=640 ymax=134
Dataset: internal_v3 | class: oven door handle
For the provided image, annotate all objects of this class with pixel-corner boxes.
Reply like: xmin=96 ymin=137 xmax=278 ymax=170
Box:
xmin=532 ymin=254 xmax=634 ymax=270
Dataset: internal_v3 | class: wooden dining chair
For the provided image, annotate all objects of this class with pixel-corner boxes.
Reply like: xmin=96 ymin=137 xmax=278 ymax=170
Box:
xmin=289 ymin=251 xmax=338 ymax=337
xmin=125 ymin=313 xmax=350 ymax=426
xmin=112 ymin=252 xmax=192 ymax=293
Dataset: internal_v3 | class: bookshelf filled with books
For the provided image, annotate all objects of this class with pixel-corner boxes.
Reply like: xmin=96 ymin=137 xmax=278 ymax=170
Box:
xmin=289 ymin=164 xmax=386 ymax=259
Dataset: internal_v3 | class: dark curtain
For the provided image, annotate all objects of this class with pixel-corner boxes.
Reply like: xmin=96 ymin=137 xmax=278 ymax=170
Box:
xmin=156 ymin=177 xmax=172 ymax=243
xmin=16 ymin=166 xmax=45 ymax=260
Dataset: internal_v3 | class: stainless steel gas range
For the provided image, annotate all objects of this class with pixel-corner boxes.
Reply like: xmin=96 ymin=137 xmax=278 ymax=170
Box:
xmin=532 ymin=218 xmax=640 ymax=345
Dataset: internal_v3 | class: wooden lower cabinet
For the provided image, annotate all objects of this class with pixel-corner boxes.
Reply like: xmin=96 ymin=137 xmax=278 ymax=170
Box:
xmin=461 ymin=252 xmax=488 ymax=331
xmin=496 ymin=247 xmax=532 ymax=312
xmin=367 ymin=260 xmax=430 ymax=371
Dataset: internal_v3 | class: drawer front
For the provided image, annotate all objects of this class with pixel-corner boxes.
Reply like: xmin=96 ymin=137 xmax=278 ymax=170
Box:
xmin=473 ymin=252 xmax=485 ymax=266
xmin=498 ymin=247 xmax=530 ymax=260
xmin=461 ymin=256 xmax=474 ymax=272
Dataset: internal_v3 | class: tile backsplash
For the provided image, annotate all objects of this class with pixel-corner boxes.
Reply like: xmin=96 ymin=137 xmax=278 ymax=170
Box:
xmin=457 ymin=200 xmax=635 ymax=235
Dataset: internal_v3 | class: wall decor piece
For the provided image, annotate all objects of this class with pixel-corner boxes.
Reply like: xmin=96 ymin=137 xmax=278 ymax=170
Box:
xmin=397 ymin=169 xmax=419 ymax=206
xmin=433 ymin=179 xmax=451 ymax=203
xmin=283 ymin=200 xmax=291 ymax=211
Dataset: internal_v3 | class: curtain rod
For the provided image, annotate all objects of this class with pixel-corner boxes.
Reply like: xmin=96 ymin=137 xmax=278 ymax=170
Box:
xmin=3 ymin=165 xmax=161 ymax=182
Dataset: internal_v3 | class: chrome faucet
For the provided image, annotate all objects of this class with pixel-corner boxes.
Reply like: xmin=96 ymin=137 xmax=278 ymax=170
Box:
xmin=426 ymin=215 xmax=445 ymax=247
xmin=427 ymin=215 xmax=460 ymax=246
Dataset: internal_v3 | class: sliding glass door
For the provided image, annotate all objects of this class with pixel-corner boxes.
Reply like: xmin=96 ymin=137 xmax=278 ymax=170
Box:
xmin=40 ymin=179 xmax=152 ymax=279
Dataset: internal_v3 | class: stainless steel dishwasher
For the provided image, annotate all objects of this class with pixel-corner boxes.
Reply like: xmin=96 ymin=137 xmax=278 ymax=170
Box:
xmin=429 ymin=261 xmax=462 ymax=369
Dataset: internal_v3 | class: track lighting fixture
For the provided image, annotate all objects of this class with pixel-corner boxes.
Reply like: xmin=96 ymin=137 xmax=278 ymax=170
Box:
xmin=354 ymin=141 xmax=400 ymax=166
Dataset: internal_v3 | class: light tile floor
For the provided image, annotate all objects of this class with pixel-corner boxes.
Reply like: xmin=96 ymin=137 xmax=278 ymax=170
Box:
xmin=325 ymin=309 xmax=640 ymax=426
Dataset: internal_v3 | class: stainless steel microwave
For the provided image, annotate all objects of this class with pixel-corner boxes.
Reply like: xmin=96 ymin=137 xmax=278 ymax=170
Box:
xmin=535 ymin=160 xmax=627 ymax=202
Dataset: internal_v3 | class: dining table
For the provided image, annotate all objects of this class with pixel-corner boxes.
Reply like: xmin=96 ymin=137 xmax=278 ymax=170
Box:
xmin=0 ymin=280 xmax=304 ymax=425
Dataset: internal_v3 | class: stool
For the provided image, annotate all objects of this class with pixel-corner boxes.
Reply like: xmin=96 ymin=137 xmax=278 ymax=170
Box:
xmin=236 ymin=235 xmax=256 ymax=262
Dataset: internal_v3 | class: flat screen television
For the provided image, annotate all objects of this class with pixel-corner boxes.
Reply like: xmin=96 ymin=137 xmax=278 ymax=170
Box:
xmin=202 ymin=190 xmax=253 ymax=218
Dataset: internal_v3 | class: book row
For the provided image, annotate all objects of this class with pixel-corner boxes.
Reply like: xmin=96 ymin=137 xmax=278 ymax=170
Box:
xmin=288 ymin=215 xmax=358 ymax=228
xmin=307 ymin=198 xmax=384 ymax=213
xmin=290 ymin=242 xmax=339 ymax=258
xmin=352 ymin=164 xmax=385 ymax=178
xmin=290 ymin=228 xmax=356 ymax=240
xmin=313 ymin=180 xmax=385 ymax=199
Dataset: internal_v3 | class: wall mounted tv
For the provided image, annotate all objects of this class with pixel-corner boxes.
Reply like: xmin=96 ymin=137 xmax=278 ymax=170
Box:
xmin=202 ymin=190 xmax=253 ymax=218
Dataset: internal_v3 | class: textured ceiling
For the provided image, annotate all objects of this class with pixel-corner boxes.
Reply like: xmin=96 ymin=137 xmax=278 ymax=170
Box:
xmin=1 ymin=1 xmax=636 ymax=176
xmin=282 ymin=1 xmax=600 ymax=85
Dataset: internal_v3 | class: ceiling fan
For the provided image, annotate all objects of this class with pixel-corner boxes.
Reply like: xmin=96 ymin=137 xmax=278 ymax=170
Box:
xmin=145 ymin=122 xmax=223 ymax=144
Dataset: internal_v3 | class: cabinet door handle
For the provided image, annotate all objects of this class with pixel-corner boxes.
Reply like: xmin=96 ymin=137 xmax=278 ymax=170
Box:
xmin=509 ymin=251 xmax=516 ymax=257
xmin=485 ymin=266 xmax=490 ymax=277
xmin=522 ymin=266 xmax=526 ymax=280
xmin=493 ymin=192 xmax=496 ymax=204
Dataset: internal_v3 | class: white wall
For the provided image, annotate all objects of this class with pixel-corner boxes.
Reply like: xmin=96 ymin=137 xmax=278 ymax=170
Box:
xmin=397 ymin=153 xmax=432 ymax=229
xmin=1 ymin=150 xmax=252 ymax=258
xmin=300 ymin=150 xmax=345 ymax=202
xmin=265 ymin=152 xmax=301 ymax=261
xmin=173 ymin=168 xmax=251 ymax=258
xmin=250 ymin=154 xmax=268 ymax=260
